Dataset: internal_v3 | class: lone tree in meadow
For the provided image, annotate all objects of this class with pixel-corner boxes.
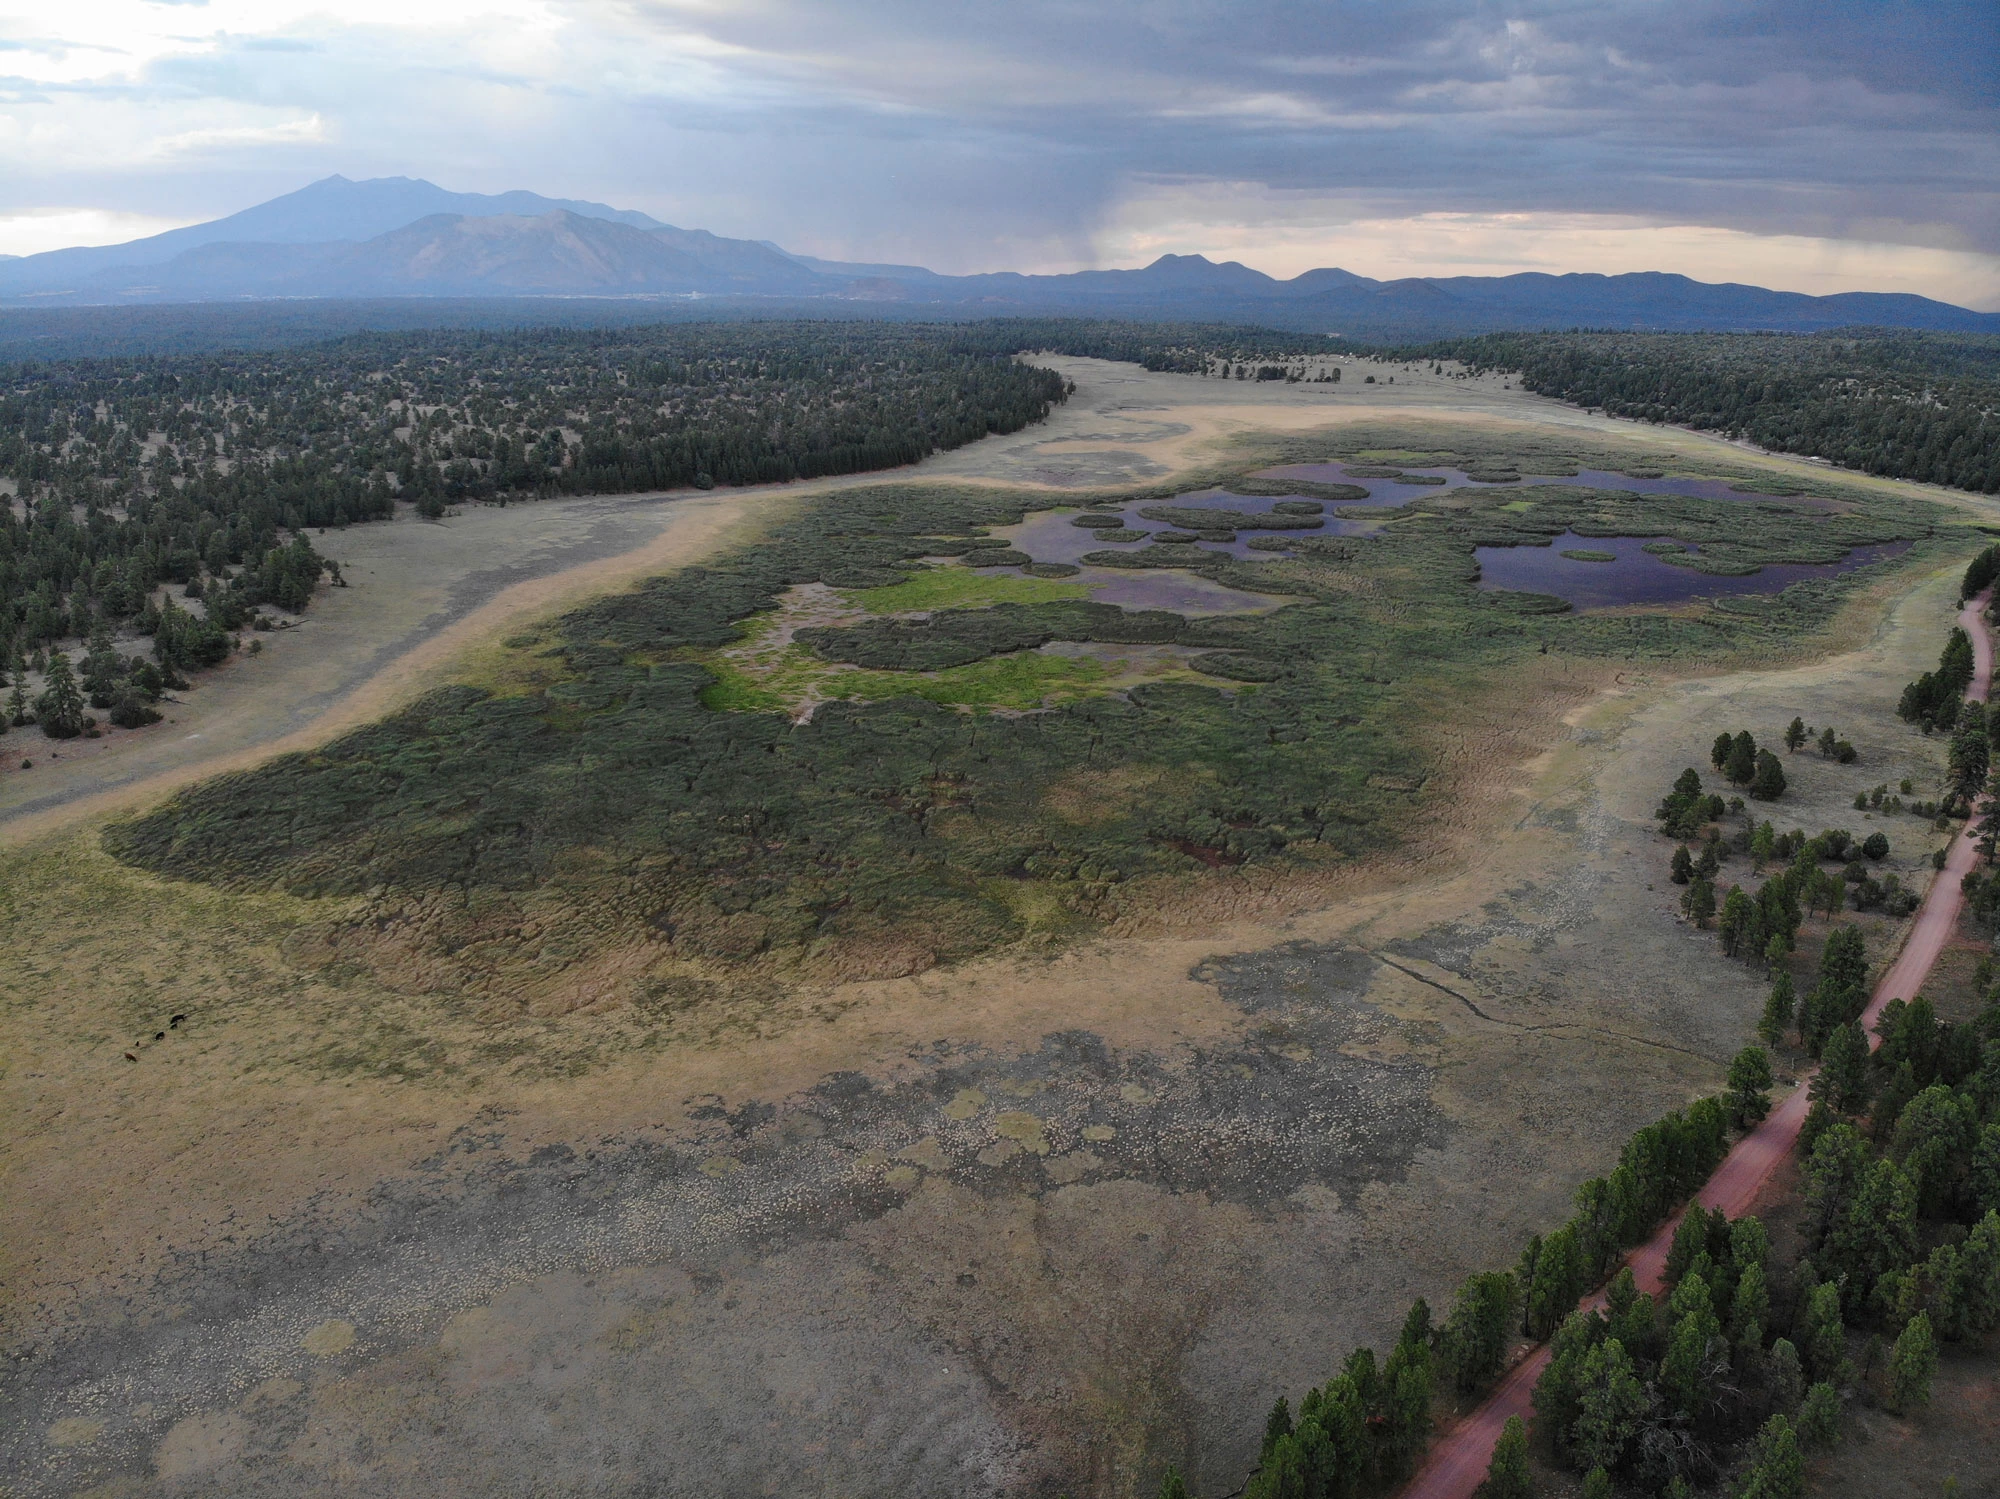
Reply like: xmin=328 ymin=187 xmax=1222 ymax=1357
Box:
xmin=1784 ymin=717 xmax=1808 ymax=752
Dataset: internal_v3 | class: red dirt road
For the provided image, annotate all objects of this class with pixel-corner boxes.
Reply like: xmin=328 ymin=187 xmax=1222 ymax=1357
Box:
xmin=1399 ymin=588 xmax=1994 ymax=1499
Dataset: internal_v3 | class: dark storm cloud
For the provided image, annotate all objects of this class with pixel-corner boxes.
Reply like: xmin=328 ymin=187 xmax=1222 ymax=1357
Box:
xmin=613 ymin=0 xmax=1998 ymax=251
xmin=0 ymin=0 xmax=1992 ymax=286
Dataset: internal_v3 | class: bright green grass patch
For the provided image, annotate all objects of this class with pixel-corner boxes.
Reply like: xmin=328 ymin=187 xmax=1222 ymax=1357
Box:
xmin=850 ymin=567 xmax=1091 ymax=614
xmin=1560 ymin=548 xmax=1618 ymax=562
xmin=1499 ymin=500 xmax=1534 ymax=513
xmin=702 ymin=643 xmax=1109 ymax=713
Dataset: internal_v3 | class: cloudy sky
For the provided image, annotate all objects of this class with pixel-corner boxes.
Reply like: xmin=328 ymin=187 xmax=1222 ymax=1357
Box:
xmin=2 ymin=0 xmax=1996 ymax=305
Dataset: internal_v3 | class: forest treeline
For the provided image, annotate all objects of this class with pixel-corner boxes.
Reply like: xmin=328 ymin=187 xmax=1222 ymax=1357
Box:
xmin=0 ymin=321 xmax=1078 ymax=658
xmin=1364 ymin=329 xmax=2000 ymax=494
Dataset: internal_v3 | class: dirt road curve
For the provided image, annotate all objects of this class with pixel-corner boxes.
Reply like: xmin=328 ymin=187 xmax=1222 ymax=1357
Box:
xmin=1399 ymin=587 xmax=1994 ymax=1499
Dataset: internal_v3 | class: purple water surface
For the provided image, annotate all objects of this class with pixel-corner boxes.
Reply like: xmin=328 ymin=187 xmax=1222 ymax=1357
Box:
xmin=1255 ymin=463 xmax=1834 ymax=511
xmin=1475 ymin=532 xmax=1910 ymax=609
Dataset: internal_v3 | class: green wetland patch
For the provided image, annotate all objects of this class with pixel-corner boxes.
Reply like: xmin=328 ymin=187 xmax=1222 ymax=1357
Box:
xmin=103 ymin=422 xmax=1964 ymax=1005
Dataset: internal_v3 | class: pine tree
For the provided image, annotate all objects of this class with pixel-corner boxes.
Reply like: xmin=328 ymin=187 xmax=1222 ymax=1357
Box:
xmin=1759 ymin=972 xmax=1795 ymax=1046
xmin=1889 ymin=1311 xmax=1937 ymax=1413
xmin=1684 ymin=878 xmax=1716 ymax=927
xmin=1726 ymin=730 xmax=1759 ymax=786
xmin=1765 ymin=1339 xmax=1804 ymax=1414
xmin=1728 ymin=1046 xmax=1775 ymax=1126
xmin=1157 ymin=1467 xmax=1189 ymax=1499
xmin=1818 ymin=725 xmax=1838 ymax=759
xmin=1784 ymin=717 xmax=1807 ymax=752
xmin=1795 ymin=1380 xmax=1840 ymax=1447
xmin=1798 ymin=1282 xmax=1847 ymax=1383
xmin=1258 ymin=1395 xmax=1293 ymax=1465
xmin=36 ymin=650 xmax=83 ymax=738
xmin=1476 ymin=1415 xmax=1532 ymax=1499
xmin=1751 ymin=750 xmax=1787 ymax=800
xmin=1671 ymin=845 xmax=1694 ymax=884
xmin=1572 ymin=1337 xmax=1645 ymax=1472
xmin=1735 ymin=1414 xmax=1804 ymax=1499
xmin=1732 ymin=1262 xmax=1770 ymax=1354
xmin=1812 ymin=1022 xmax=1871 ymax=1114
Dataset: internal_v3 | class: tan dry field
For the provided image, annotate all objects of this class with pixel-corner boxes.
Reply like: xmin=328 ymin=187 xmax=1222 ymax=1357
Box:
xmin=3 ymin=358 xmax=1996 ymax=1499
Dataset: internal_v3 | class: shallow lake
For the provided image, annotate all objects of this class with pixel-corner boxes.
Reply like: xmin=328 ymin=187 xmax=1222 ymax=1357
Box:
xmin=976 ymin=464 xmax=1883 ymax=616
xmin=1475 ymin=532 xmax=1910 ymax=609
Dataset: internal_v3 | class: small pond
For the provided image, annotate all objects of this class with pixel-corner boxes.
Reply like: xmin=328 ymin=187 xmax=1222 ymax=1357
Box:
xmin=1475 ymin=532 xmax=1910 ymax=609
xmin=1254 ymin=463 xmax=1838 ymax=511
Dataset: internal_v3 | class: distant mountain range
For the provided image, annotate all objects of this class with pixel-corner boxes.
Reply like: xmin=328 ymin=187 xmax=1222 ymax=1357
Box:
xmin=3 ymin=175 xmax=1994 ymax=338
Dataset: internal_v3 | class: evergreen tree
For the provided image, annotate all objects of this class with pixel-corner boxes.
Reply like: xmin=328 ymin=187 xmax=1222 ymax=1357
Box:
xmin=1440 ymin=1273 xmax=1519 ymax=1393
xmin=1784 ymin=717 xmax=1807 ymax=752
xmin=1889 ymin=1312 xmax=1937 ymax=1413
xmin=81 ymin=622 xmax=119 ymax=708
xmin=1684 ymin=878 xmax=1716 ymax=927
xmin=1533 ymin=1309 xmax=1604 ymax=1456
xmin=1751 ymin=750 xmax=1787 ymax=800
xmin=1797 ymin=1282 xmax=1847 ymax=1383
xmin=35 ymin=650 xmax=83 ymax=738
xmin=1571 ymin=1337 xmax=1645 ymax=1473
xmin=1765 ymin=1339 xmax=1804 ymax=1415
xmin=1157 ymin=1467 xmax=1189 ymax=1499
xmin=1812 ymin=1022 xmax=1871 ymax=1114
xmin=1712 ymin=731 xmax=1737 ymax=770
xmin=1382 ymin=1326 xmax=1434 ymax=1474
xmin=1735 ymin=1414 xmax=1804 ymax=1499
xmin=1726 ymin=730 xmax=1759 ymax=786
xmin=1795 ymin=1381 xmax=1840 ymax=1448
xmin=1476 ymin=1415 xmax=1532 ymax=1499
xmin=1728 ymin=1046 xmax=1775 ymax=1126
xmin=1670 ymin=845 xmax=1693 ymax=884
xmin=1818 ymin=725 xmax=1838 ymax=759
xmin=1259 ymin=1395 xmax=1293 ymax=1465
xmin=1731 ymin=1262 xmax=1770 ymax=1355
xmin=1759 ymin=972 xmax=1795 ymax=1046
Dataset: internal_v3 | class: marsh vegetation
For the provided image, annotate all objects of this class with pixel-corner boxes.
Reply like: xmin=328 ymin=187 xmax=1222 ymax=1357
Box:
xmin=103 ymin=421 xmax=1962 ymax=1011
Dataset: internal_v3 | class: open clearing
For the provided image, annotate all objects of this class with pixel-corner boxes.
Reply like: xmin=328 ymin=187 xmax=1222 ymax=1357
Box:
xmin=3 ymin=357 xmax=1995 ymax=1499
